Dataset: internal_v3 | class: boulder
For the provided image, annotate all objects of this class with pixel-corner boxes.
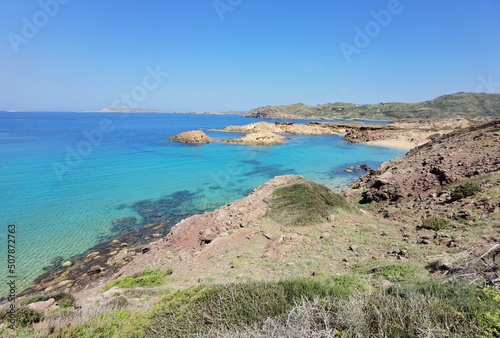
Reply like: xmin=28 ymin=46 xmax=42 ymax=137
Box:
xmin=62 ymin=261 xmax=73 ymax=268
xmin=169 ymin=130 xmax=212 ymax=144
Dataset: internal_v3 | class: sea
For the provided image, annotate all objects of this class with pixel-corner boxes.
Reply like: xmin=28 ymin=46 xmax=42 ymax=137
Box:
xmin=0 ymin=112 xmax=405 ymax=293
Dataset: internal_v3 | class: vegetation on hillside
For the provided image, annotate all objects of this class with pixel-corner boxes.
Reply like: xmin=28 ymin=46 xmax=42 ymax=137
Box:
xmin=6 ymin=275 xmax=498 ymax=337
xmin=104 ymin=269 xmax=173 ymax=291
xmin=265 ymin=179 xmax=352 ymax=226
xmin=247 ymin=92 xmax=500 ymax=120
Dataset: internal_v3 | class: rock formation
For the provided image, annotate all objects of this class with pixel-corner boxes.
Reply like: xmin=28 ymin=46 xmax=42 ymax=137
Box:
xmin=221 ymin=132 xmax=287 ymax=145
xmin=169 ymin=130 xmax=212 ymax=144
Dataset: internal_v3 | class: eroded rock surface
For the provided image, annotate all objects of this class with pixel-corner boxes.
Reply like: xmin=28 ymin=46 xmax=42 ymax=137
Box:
xmin=221 ymin=131 xmax=287 ymax=145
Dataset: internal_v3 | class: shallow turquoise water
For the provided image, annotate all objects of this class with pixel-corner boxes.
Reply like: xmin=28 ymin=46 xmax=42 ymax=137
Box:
xmin=0 ymin=112 xmax=405 ymax=291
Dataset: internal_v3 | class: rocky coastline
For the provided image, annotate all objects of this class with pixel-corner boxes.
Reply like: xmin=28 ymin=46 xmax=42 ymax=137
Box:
xmin=169 ymin=118 xmax=489 ymax=150
xmin=3 ymin=118 xmax=499 ymax=335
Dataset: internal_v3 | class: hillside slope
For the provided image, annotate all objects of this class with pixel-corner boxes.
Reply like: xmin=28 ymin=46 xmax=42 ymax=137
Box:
xmin=345 ymin=118 xmax=500 ymax=285
xmin=246 ymin=92 xmax=500 ymax=120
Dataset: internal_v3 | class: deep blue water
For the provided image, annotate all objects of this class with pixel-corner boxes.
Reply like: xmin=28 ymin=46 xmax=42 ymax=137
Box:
xmin=0 ymin=112 xmax=405 ymax=290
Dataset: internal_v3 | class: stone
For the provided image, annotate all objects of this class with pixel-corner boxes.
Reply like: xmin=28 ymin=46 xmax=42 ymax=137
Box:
xmin=57 ymin=280 xmax=71 ymax=287
xmin=169 ymin=130 xmax=212 ymax=144
xmin=87 ymin=266 xmax=104 ymax=275
xmin=62 ymin=261 xmax=73 ymax=268
xmin=84 ymin=252 xmax=100 ymax=262
xmin=228 ymin=132 xmax=286 ymax=145
xmin=200 ymin=229 xmax=216 ymax=244
xmin=27 ymin=298 xmax=56 ymax=312
xmin=320 ymin=232 xmax=330 ymax=239
xmin=379 ymin=279 xmax=393 ymax=289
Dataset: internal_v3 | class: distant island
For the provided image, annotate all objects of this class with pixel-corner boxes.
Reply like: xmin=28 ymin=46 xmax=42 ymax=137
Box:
xmin=246 ymin=92 xmax=500 ymax=120
xmin=99 ymin=107 xmax=246 ymax=115
xmin=100 ymin=107 xmax=162 ymax=113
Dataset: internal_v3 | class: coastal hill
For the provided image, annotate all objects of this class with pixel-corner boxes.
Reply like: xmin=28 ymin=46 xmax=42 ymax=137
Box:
xmin=246 ymin=92 xmax=500 ymax=120
xmin=4 ymin=119 xmax=499 ymax=336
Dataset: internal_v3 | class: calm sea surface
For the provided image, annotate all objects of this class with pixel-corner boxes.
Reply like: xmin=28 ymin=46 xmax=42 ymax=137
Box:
xmin=0 ymin=112 xmax=405 ymax=291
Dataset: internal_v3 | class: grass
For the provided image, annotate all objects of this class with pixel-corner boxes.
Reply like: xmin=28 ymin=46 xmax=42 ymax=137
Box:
xmin=147 ymin=277 xmax=369 ymax=337
xmin=354 ymin=261 xmax=428 ymax=283
xmin=265 ymin=179 xmax=352 ymax=226
xmin=17 ymin=276 xmax=499 ymax=337
xmin=104 ymin=268 xmax=172 ymax=291
xmin=200 ymin=283 xmax=500 ymax=338
xmin=60 ymin=309 xmax=150 ymax=338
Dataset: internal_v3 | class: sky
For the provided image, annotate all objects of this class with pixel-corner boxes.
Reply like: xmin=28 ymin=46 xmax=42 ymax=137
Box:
xmin=0 ymin=0 xmax=499 ymax=112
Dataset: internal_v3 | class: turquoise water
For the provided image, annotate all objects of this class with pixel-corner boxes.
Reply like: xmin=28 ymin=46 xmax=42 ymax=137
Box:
xmin=0 ymin=112 xmax=405 ymax=291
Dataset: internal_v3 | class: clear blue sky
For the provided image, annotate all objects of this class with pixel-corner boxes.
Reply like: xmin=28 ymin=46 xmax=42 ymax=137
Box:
xmin=0 ymin=0 xmax=499 ymax=112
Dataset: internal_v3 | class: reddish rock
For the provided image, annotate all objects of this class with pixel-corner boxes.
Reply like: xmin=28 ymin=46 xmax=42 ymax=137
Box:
xmin=169 ymin=130 xmax=212 ymax=144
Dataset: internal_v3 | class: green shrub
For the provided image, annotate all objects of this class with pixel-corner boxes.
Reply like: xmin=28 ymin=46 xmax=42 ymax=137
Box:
xmin=450 ymin=182 xmax=481 ymax=202
xmin=265 ymin=179 xmax=352 ymax=226
xmin=421 ymin=217 xmax=450 ymax=231
xmin=325 ymin=274 xmax=370 ymax=296
xmin=379 ymin=282 xmax=500 ymax=337
xmin=104 ymin=268 xmax=172 ymax=291
xmin=477 ymin=287 xmax=500 ymax=337
xmin=148 ymin=278 xmax=341 ymax=337
xmin=56 ymin=293 xmax=76 ymax=309
xmin=16 ymin=307 xmax=43 ymax=328
xmin=154 ymin=281 xmax=500 ymax=338
xmin=50 ymin=279 xmax=500 ymax=338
